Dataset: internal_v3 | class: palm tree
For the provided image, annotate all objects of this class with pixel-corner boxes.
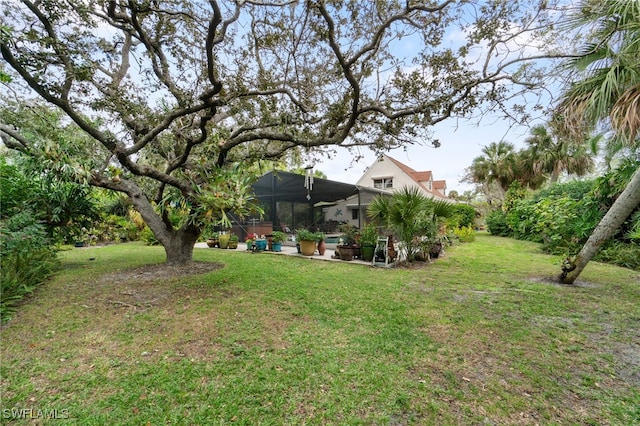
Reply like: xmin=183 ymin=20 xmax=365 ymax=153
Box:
xmin=465 ymin=141 xmax=518 ymax=205
xmin=556 ymin=0 xmax=640 ymax=284
xmin=367 ymin=186 xmax=453 ymax=263
xmin=521 ymin=124 xmax=595 ymax=184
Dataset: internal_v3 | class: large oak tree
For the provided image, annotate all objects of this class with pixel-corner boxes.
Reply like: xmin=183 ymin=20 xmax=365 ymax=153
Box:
xmin=1 ymin=0 xmax=566 ymax=264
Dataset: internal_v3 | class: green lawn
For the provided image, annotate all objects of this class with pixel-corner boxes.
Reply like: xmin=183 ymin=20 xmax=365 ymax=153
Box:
xmin=1 ymin=234 xmax=638 ymax=425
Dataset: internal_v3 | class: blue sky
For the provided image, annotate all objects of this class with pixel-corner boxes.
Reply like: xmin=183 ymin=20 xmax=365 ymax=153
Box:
xmin=309 ymin=1 xmax=571 ymax=194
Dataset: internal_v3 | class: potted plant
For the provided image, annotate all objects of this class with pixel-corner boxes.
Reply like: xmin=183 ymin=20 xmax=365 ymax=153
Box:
xmin=219 ymin=231 xmax=231 ymax=249
xmin=255 ymin=235 xmax=268 ymax=251
xmin=245 ymin=232 xmax=256 ymax=250
xmin=228 ymin=233 xmax=239 ymax=249
xmin=358 ymin=223 xmax=378 ymax=261
xmin=271 ymin=231 xmax=286 ymax=252
xmin=296 ymin=229 xmax=317 ymax=256
xmin=206 ymin=232 xmax=219 ymax=248
xmin=337 ymin=224 xmax=358 ymax=261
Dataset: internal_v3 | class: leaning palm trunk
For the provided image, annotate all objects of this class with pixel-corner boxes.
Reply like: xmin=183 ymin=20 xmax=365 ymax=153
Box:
xmin=560 ymin=167 xmax=640 ymax=284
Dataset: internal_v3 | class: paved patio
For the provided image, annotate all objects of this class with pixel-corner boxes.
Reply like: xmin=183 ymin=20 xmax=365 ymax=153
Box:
xmin=194 ymin=241 xmax=385 ymax=266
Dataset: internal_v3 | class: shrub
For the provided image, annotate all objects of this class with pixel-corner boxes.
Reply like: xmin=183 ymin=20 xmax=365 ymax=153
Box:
xmin=140 ymin=227 xmax=160 ymax=245
xmin=505 ymin=198 xmax=540 ymax=242
xmin=486 ymin=209 xmax=511 ymax=237
xmin=625 ymin=210 xmax=640 ymax=242
xmin=90 ymin=214 xmax=141 ymax=243
xmin=453 ymin=226 xmax=476 ymax=243
xmin=504 ymin=185 xmax=603 ymax=254
xmin=594 ymin=241 xmax=640 ymax=270
xmin=450 ymin=204 xmax=477 ymax=228
xmin=533 ymin=179 xmax=593 ymax=202
xmin=0 ymin=212 xmax=58 ymax=322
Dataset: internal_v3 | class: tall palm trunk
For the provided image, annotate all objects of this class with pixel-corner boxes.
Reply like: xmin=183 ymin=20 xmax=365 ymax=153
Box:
xmin=559 ymin=167 xmax=640 ymax=284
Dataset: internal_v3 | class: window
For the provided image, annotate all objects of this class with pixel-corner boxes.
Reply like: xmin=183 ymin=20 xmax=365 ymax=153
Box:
xmin=373 ymin=177 xmax=393 ymax=189
xmin=352 ymin=208 xmax=359 ymax=220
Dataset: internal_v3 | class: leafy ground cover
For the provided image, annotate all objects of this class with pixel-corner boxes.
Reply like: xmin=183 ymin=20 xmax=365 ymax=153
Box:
xmin=1 ymin=234 xmax=638 ymax=425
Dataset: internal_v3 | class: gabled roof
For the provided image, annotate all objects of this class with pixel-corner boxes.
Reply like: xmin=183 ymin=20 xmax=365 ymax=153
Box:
xmin=383 ymin=155 xmax=448 ymax=199
xmin=412 ymin=171 xmax=433 ymax=183
xmin=433 ymin=180 xmax=447 ymax=190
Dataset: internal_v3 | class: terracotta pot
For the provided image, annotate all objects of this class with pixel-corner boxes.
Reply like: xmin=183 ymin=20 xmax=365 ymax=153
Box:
xmin=317 ymin=239 xmax=326 ymax=255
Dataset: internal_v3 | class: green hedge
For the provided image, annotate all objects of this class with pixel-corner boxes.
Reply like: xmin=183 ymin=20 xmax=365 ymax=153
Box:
xmin=486 ymin=178 xmax=639 ymax=270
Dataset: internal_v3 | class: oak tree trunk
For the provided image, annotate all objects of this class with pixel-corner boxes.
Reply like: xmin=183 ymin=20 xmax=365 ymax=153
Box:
xmin=163 ymin=229 xmax=200 ymax=265
xmin=126 ymin=185 xmax=201 ymax=265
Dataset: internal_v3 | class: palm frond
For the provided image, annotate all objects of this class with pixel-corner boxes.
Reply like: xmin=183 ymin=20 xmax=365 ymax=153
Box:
xmin=430 ymin=199 xmax=454 ymax=220
xmin=611 ymin=83 xmax=640 ymax=141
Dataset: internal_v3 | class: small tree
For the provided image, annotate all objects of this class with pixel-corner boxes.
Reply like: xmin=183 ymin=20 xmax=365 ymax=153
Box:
xmin=368 ymin=187 xmax=452 ymax=263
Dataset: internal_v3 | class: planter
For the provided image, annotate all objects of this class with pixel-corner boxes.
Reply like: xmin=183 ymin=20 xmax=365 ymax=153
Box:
xmin=255 ymin=239 xmax=267 ymax=251
xmin=317 ymin=239 xmax=326 ymax=255
xmin=337 ymin=245 xmax=356 ymax=261
xmin=246 ymin=241 xmax=253 ymax=250
xmin=361 ymin=245 xmax=375 ymax=261
xmin=219 ymin=233 xmax=230 ymax=249
xmin=299 ymin=239 xmax=316 ymax=256
xmin=228 ymin=241 xmax=238 ymax=249
xmin=429 ymin=242 xmax=443 ymax=259
xmin=206 ymin=239 xmax=218 ymax=248
xmin=272 ymin=242 xmax=282 ymax=252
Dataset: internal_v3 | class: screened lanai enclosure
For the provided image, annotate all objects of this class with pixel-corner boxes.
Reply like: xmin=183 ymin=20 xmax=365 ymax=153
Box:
xmin=229 ymin=171 xmax=381 ymax=241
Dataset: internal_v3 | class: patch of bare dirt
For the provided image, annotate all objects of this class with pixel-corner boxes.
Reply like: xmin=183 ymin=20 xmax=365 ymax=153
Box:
xmin=96 ymin=261 xmax=224 ymax=285
xmin=528 ymin=275 xmax=601 ymax=288
xmin=84 ymin=261 xmax=225 ymax=313
xmin=391 ymin=259 xmax=438 ymax=270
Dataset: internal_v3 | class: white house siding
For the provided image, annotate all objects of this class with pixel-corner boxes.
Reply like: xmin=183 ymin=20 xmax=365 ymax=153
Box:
xmin=323 ymin=190 xmax=383 ymax=229
xmin=357 ymin=155 xmax=448 ymax=200
xmin=324 ymin=155 xmax=450 ymax=228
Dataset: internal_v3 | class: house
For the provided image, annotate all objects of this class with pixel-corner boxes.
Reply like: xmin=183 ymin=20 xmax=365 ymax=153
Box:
xmin=356 ymin=154 xmax=448 ymax=199
xmin=324 ymin=154 xmax=449 ymax=228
